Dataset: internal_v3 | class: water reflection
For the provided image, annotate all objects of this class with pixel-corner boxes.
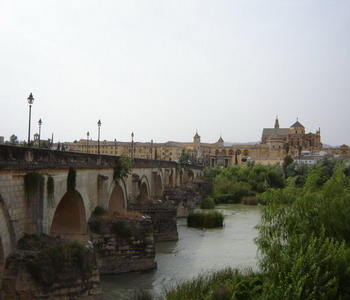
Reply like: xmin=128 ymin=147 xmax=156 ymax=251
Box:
xmin=101 ymin=204 xmax=260 ymax=299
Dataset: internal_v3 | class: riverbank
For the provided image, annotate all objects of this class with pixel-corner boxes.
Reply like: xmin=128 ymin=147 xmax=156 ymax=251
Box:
xmin=100 ymin=204 xmax=260 ymax=299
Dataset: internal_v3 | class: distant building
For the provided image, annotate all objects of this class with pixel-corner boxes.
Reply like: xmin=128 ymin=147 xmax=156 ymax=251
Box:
xmin=0 ymin=136 xmax=4 ymax=144
xmin=261 ymin=117 xmax=322 ymax=150
xmin=60 ymin=117 xmax=348 ymax=167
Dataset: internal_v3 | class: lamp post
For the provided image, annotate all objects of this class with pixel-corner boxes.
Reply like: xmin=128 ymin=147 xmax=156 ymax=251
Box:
xmin=38 ymin=119 xmax=42 ymax=147
xmin=97 ymin=120 xmax=101 ymax=155
xmin=27 ymin=93 xmax=34 ymax=146
xmin=114 ymin=139 xmax=117 ymax=156
xmin=87 ymin=131 xmax=90 ymax=153
xmin=131 ymin=132 xmax=134 ymax=158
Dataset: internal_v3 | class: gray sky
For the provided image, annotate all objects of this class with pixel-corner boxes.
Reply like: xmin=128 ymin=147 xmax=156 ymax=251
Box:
xmin=1 ymin=0 xmax=350 ymax=146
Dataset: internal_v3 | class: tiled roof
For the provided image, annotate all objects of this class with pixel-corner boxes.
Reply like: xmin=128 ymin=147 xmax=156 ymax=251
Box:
xmin=290 ymin=121 xmax=304 ymax=128
xmin=262 ymin=128 xmax=289 ymax=137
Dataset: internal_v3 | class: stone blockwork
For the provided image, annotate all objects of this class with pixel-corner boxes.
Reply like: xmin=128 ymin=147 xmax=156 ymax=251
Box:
xmin=88 ymin=214 xmax=156 ymax=275
xmin=1 ymin=236 xmax=101 ymax=300
xmin=163 ymin=186 xmax=202 ymax=217
xmin=129 ymin=202 xmax=178 ymax=241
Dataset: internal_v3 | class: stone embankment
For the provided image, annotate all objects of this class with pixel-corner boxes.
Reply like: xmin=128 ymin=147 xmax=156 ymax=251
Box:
xmin=88 ymin=212 xmax=156 ymax=274
xmin=128 ymin=202 xmax=178 ymax=241
xmin=1 ymin=235 xmax=101 ymax=300
xmin=163 ymin=185 xmax=203 ymax=217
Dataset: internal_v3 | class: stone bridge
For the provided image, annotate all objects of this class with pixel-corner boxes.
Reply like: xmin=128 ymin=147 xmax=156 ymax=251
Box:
xmin=0 ymin=145 xmax=203 ymax=282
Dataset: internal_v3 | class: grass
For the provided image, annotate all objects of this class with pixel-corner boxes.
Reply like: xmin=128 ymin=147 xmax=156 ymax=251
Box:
xmin=166 ymin=268 xmax=263 ymax=300
xmin=187 ymin=211 xmax=224 ymax=228
xmin=201 ymin=197 xmax=216 ymax=209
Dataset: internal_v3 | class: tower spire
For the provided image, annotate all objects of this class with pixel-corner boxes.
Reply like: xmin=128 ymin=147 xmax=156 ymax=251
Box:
xmin=274 ymin=116 xmax=279 ymax=129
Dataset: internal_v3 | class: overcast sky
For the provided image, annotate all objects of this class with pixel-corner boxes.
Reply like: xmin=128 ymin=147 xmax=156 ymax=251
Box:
xmin=1 ymin=1 xmax=349 ymax=146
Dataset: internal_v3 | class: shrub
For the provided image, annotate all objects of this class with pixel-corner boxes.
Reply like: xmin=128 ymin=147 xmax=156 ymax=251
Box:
xmin=201 ymin=197 xmax=215 ymax=209
xmin=93 ymin=206 xmax=106 ymax=216
xmin=214 ymin=181 xmax=252 ymax=204
xmin=187 ymin=211 xmax=224 ymax=228
xmin=113 ymin=156 xmax=133 ymax=180
xmin=166 ymin=268 xmax=263 ymax=300
xmin=257 ymin=161 xmax=350 ymax=299
xmin=241 ymin=196 xmax=262 ymax=206
xmin=23 ymin=238 xmax=92 ymax=287
xmin=112 ymin=221 xmax=132 ymax=239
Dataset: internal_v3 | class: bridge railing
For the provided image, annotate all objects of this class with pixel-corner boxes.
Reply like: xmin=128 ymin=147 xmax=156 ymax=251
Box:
xmin=0 ymin=145 xmax=203 ymax=170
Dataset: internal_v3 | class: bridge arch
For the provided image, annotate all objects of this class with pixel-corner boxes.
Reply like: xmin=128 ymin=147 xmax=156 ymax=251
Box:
xmin=0 ymin=193 xmax=15 ymax=285
xmin=108 ymin=180 xmax=127 ymax=212
xmin=139 ymin=175 xmax=150 ymax=198
xmin=50 ymin=191 xmax=87 ymax=242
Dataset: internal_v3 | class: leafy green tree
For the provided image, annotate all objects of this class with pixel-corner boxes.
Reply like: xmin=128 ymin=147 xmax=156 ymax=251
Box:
xmin=257 ymin=161 xmax=350 ymax=299
xmin=179 ymin=149 xmax=190 ymax=164
xmin=113 ymin=156 xmax=133 ymax=180
xmin=283 ymin=155 xmax=294 ymax=176
xmin=203 ymin=165 xmax=222 ymax=181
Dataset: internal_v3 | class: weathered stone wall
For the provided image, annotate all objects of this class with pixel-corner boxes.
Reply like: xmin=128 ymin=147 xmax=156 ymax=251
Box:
xmin=163 ymin=187 xmax=202 ymax=217
xmin=88 ymin=215 xmax=156 ymax=275
xmin=1 ymin=237 xmax=101 ymax=300
xmin=128 ymin=202 xmax=178 ymax=241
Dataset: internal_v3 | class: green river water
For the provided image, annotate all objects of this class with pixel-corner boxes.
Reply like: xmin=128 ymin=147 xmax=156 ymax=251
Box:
xmin=101 ymin=204 xmax=260 ymax=299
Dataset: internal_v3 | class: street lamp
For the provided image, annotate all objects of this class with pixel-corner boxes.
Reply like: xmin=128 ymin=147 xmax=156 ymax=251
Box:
xmin=131 ymin=132 xmax=134 ymax=158
xmin=87 ymin=131 xmax=90 ymax=153
xmin=114 ymin=138 xmax=117 ymax=156
xmin=27 ymin=93 xmax=34 ymax=146
xmin=38 ymin=119 xmax=42 ymax=147
xmin=97 ymin=120 xmax=101 ymax=155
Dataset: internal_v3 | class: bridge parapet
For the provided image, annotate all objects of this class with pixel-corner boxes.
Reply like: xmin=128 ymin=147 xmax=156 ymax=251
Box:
xmin=0 ymin=145 xmax=203 ymax=171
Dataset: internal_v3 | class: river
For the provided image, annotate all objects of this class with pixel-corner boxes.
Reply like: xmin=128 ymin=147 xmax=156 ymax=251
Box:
xmin=100 ymin=204 xmax=260 ymax=299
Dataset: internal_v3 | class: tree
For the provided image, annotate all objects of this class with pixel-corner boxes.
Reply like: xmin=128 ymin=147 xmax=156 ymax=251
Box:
xmin=179 ymin=150 xmax=190 ymax=164
xmin=8 ymin=134 xmax=19 ymax=145
xmin=257 ymin=161 xmax=350 ymax=299
xmin=283 ymin=155 xmax=293 ymax=177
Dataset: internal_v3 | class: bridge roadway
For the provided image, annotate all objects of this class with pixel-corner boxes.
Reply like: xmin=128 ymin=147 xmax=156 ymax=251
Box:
xmin=0 ymin=145 xmax=203 ymax=280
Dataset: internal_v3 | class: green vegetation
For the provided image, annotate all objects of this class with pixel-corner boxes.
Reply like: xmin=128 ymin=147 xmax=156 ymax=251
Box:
xmin=208 ymin=163 xmax=285 ymax=205
xmin=166 ymin=268 xmax=263 ymax=300
xmin=67 ymin=167 xmax=76 ymax=194
xmin=179 ymin=149 xmax=190 ymax=164
xmin=256 ymin=159 xmax=350 ymax=299
xmin=24 ymin=172 xmax=44 ymax=203
xmin=170 ymin=158 xmax=350 ymax=299
xmin=113 ymin=156 xmax=133 ymax=180
xmin=47 ymin=175 xmax=54 ymax=207
xmin=187 ymin=211 xmax=224 ymax=228
xmin=112 ymin=220 xmax=132 ymax=239
xmin=93 ymin=205 xmax=107 ymax=216
xmin=201 ymin=196 xmax=215 ymax=209
xmin=187 ymin=169 xmax=194 ymax=179
xmin=18 ymin=234 xmax=92 ymax=287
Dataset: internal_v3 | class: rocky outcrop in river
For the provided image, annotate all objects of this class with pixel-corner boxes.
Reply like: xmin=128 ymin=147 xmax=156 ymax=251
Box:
xmin=1 ymin=234 xmax=101 ymax=300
